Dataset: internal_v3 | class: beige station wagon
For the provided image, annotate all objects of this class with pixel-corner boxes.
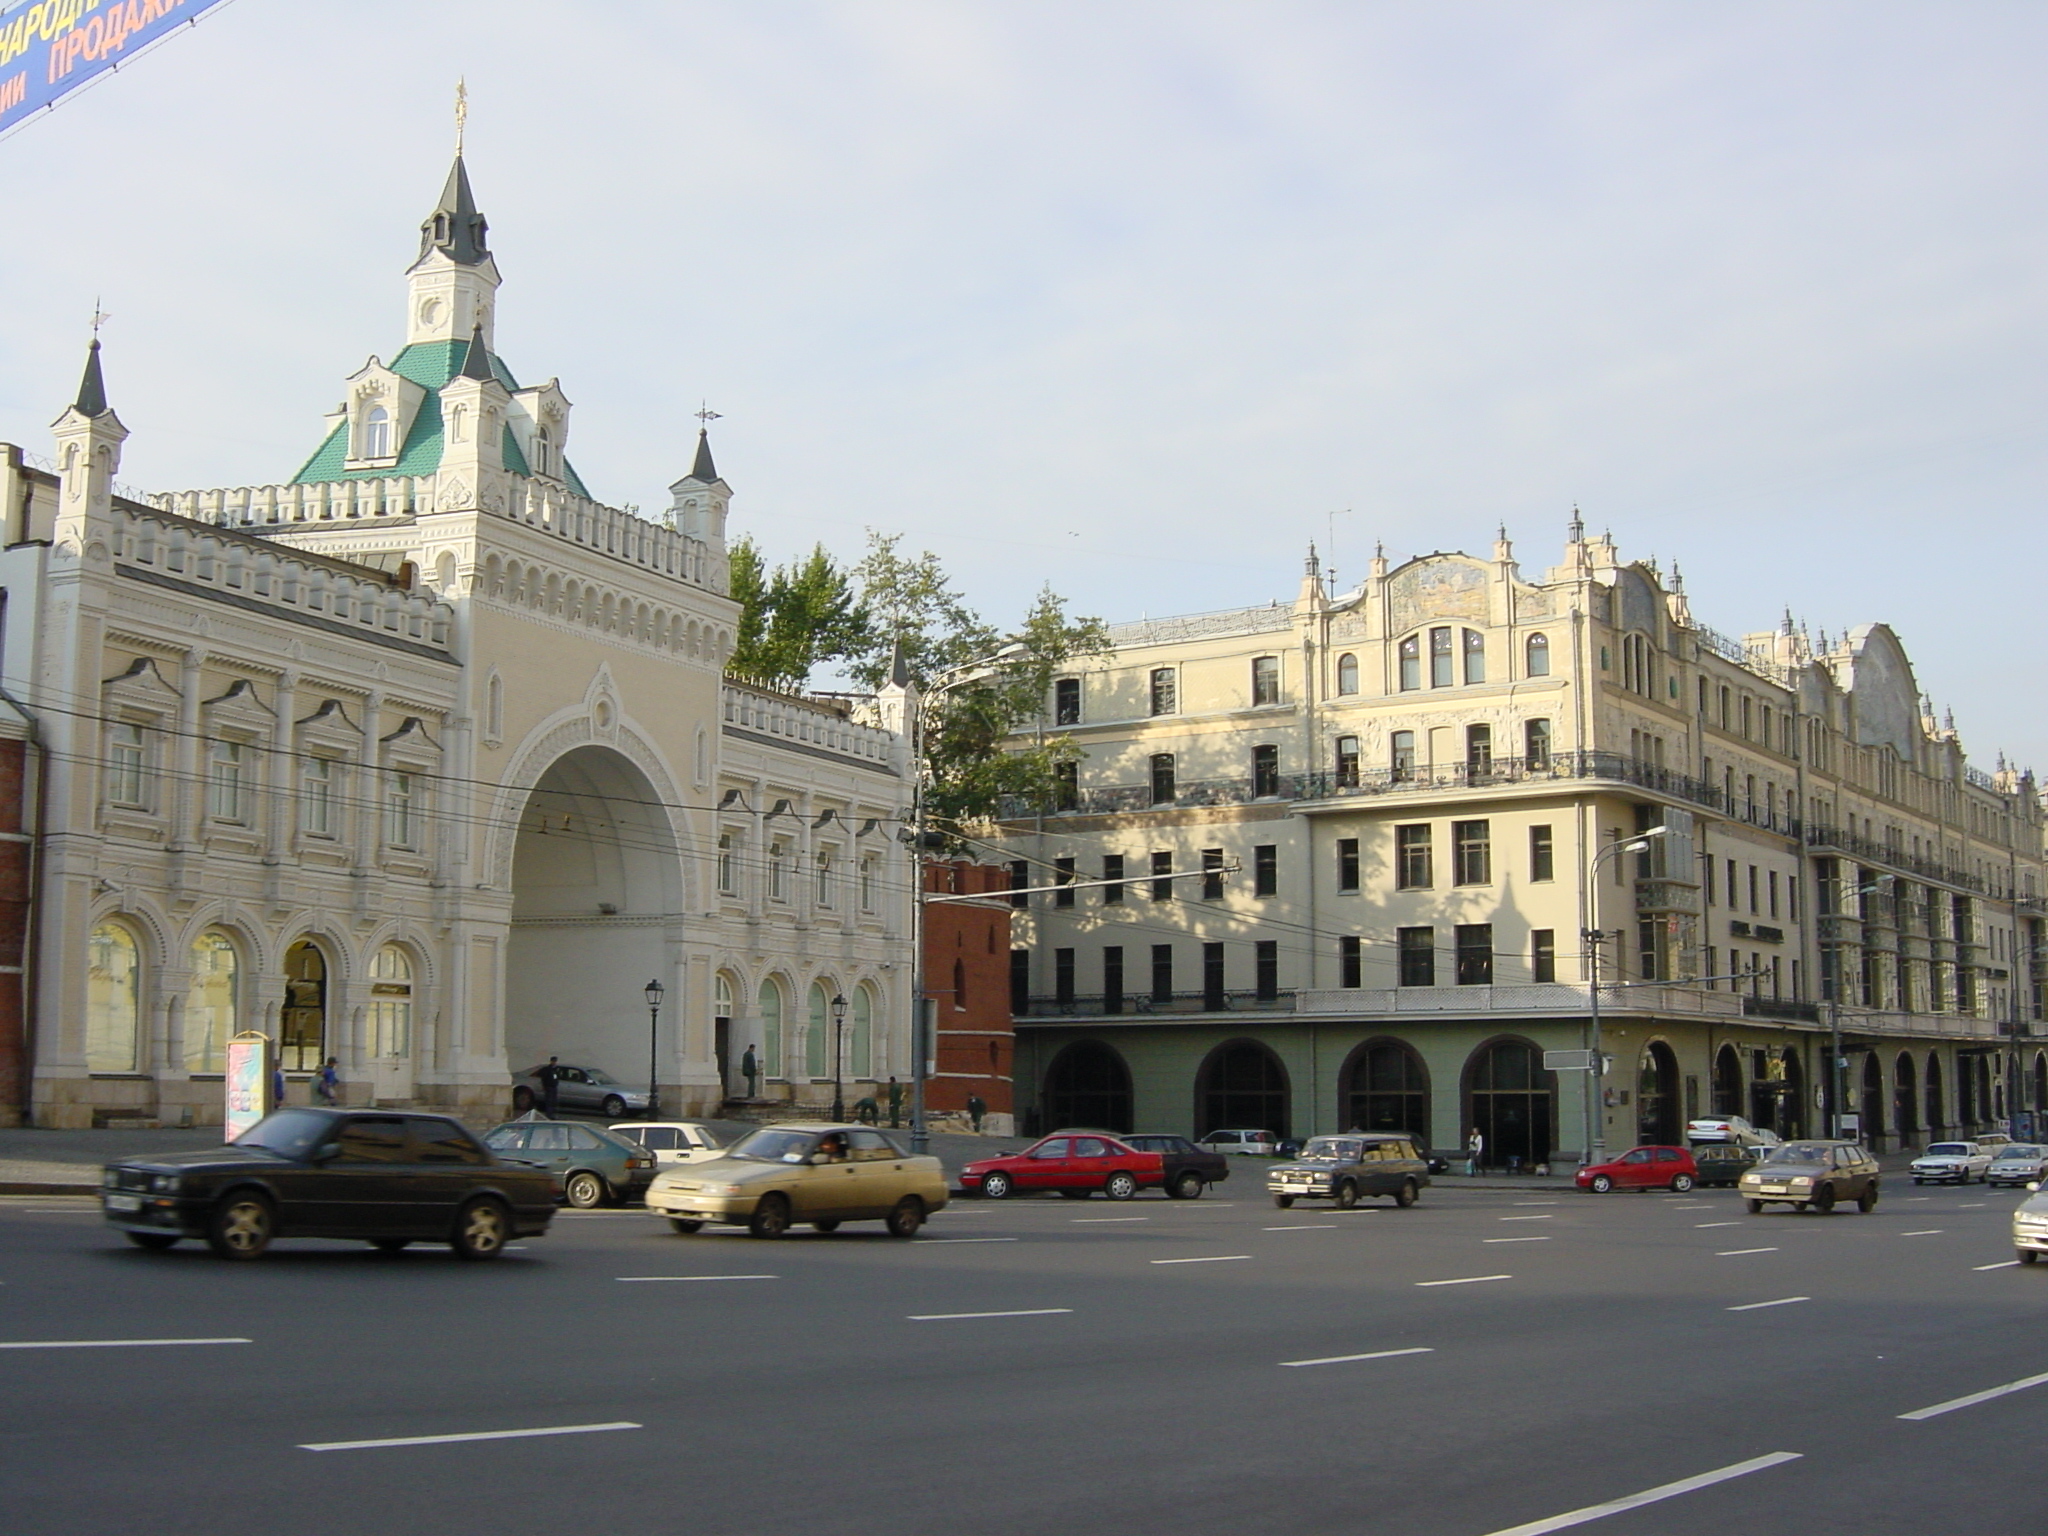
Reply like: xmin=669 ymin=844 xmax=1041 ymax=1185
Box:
xmin=646 ymin=1123 xmax=949 ymax=1238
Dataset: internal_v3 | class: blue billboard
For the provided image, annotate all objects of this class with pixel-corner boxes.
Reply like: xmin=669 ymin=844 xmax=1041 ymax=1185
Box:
xmin=0 ymin=0 xmax=231 ymax=136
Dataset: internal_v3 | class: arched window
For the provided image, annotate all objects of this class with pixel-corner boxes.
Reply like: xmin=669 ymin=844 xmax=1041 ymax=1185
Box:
xmin=806 ymin=983 xmax=829 ymax=1078
xmin=448 ymin=403 xmax=468 ymax=443
xmin=851 ymin=986 xmax=874 ymax=1079
xmin=367 ymin=944 xmax=413 ymax=1060
xmin=1398 ymin=634 xmax=1421 ymax=691
xmin=1893 ymin=1052 xmax=1919 ymax=1140
xmin=1336 ymin=653 xmax=1359 ymax=696
xmin=1341 ymin=1040 xmax=1429 ymax=1144
xmin=1635 ymin=1041 xmax=1680 ymax=1145
xmin=953 ymin=959 xmax=968 ymax=1013
xmin=534 ymin=425 xmax=552 ymax=477
xmin=1525 ymin=632 xmax=1550 ymax=677
xmin=362 ymin=406 xmax=391 ymax=459
xmin=758 ymin=979 xmax=784 ymax=1078
xmin=1196 ymin=1040 xmax=1290 ymax=1140
xmin=184 ymin=930 xmax=238 ymax=1074
xmin=1465 ymin=1038 xmax=1555 ymax=1167
xmin=279 ymin=941 xmax=328 ymax=1074
xmin=1463 ymin=628 xmax=1487 ymax=685
xmin=1043 ymin=1041 xmax=1133 ymax=1134
xmin=87 ymin=922 xmax=141 ymax=1073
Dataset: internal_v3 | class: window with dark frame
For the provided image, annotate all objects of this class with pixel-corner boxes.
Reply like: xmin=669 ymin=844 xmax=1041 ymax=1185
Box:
xmin=1253 ymin=844 xmax=1277 ymax=897
xmin=1203 ymin=943 xmax=1226 ymax=1009
xmin=1337 ymin=837 xmax=1360 ymax=893
xmin=1531 ymin=928 xmax=1556 ymax=982
xmin=1054 ymin=948 xmax=1076 ymax=1006
xmin=1054 ymin=760 xmax=1079 ymax=811
xmin=1103 ymin=852 xmax=1125 ymax=905
xmin=1151 ymin=850 xmax=1173 ymax=901
xmin=1398 ymin=927 xmax=1436 ymax=987
xmin=1335 ymin=735 xmax=1360 ymax=787
xmin=1054 ymin=677 xmax=1081 ymax=726
xmin=1396 ymin=824 xmax=1432 ymax=889
xmin=1010 ymin=949 xmax=1030 ymax=1013
xmin=1150 ymin=753 xmax=1176 ymax=805
xmin=1463 ymin=628 xmax=1487 ymax=685
xmin=1336 ymin=653 xmax=1360 ymax=695
xmin=1399 ymin=634 xmax=1422 ymax=691
xmin=1055 ymin=857 xmax=1076 ymax=908
xmin=1149 ymin=668 xmax=1177 ymax=716
xmin=1252 ymin=743 xmax=1280 ymax=797
xmin=1151 ymin=944 xmax=1174 ymax=1003
xmin=1530 ymin=825 xmax=1554 ymax=882
xmin=1010 ymin=860 xmax=1030 ymax=909
xmin=1340 ymin=935 xmax=1363 ymax=988
xmin=1201 ymin=848 xmax=1225 ymax=900
xmin=1525 ymin=632 xmax=1550 ymax=677
xmin=1251 ymin=655 xmax=1280 ymax=706
xmin=1466 ymin=724 xmax=1492 ymax=776
xmin=1453 ymin=819 xmax=1492 ymax=885
xmin=1103 ymin=946 xmax=1124 ymax=1014
xmin=1455 ymin=924 xmax=1494 ymax=985
xmin=1255 ymin=940 xmax=1278 ymax=1000
xmin=1525 ymin=717 xmax=1551 ymax=770
xmin=1391 ymin=730 xmax=1416 ymax=782
xmin=1430 ymin=626 xmax=1454 ymax=687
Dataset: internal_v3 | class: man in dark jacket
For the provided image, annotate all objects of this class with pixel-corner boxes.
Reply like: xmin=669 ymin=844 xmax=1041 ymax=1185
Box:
xmin=538 ymin=1057 xmax=562 ymax=1118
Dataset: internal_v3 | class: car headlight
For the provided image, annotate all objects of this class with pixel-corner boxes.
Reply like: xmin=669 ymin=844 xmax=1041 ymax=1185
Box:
xmin=102 ymin=1169 xmax=120 ymax=1188
xmin=1787 ymin=1177 xmax=1813 ymax=1189
xmin=697 ymin=1183 xmax=743 ymax=1197
xmin=150 ymin=1174 xmax=181 ymax=1194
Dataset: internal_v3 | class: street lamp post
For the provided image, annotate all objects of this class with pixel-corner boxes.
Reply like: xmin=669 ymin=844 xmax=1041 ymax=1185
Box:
xmin=829 ymin=992 xmax=848 ymax=1122
xmin=1582 ymin=826 xmax=1670 ymax=1165
xmin=643 ymin=978 xmax=664 ymax=1119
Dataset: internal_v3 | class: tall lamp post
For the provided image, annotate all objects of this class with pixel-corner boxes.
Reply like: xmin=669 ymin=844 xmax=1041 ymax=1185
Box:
xmin=829 ymin=992 xmax=848 ymax=1122
xmin=1583 ymin=825 xmax=1670 ymax=1165
xmin=643 ymin=978 xmax=664 ymax=1119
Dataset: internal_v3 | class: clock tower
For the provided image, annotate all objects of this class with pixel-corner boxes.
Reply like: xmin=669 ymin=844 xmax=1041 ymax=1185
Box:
xmin=406 ymin=154 xmax=503 ymax=350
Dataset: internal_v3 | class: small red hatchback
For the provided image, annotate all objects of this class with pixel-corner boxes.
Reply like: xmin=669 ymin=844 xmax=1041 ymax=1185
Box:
xmin=1576 ymin=1145 xmax=1699 ymax=1194
xmin=962 ymin=1133 xmax=1165 ymax=1201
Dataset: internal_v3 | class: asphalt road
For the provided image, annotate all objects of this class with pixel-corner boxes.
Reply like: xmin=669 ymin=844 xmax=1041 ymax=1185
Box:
xmin=2 ymin=1175 xmax=2043 ymax=1535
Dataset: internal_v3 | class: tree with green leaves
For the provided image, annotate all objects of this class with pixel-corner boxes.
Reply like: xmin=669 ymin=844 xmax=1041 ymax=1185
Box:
xmin=725 ymin=537 xmax=873 ymax=692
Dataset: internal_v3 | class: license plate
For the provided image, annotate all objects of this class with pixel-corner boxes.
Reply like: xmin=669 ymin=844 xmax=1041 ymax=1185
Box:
xmin=105 ymin=1194 xmax=142 ymax=1212
xmin=1759 ymin=1185 xmax=1787 ymax=1195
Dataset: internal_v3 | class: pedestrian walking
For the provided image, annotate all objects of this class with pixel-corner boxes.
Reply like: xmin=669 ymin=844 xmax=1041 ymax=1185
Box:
xmin=741 ymin=1043 xmax=759 ymax=1099
xmin=1467 ymin=1126 xmax=1484 ymax=1177
xmin=887 ymin=1075 xmax=903 ymax=1129
xmin=538 ymin=1056 xmax=562 ymax=1118
xmin=967 ymin=1093 xmax=987 ymax=1133
xmin=315 ymin=1056 xmax=341 ymax=1106
xmin=272 ymin=1060 xmax=287 ymax=1111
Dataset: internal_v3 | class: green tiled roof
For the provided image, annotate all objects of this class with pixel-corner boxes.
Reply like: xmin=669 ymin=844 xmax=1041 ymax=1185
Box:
xmin=289 ymin=339 xmax=589 ymax=497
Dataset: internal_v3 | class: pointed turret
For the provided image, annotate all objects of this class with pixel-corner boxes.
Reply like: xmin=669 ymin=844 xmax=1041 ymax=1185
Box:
xmin=667 ymin=423 xmax=733 ymax=589
xmin=73 ymin=338 xmax=110 ymax=417
xmin=457 ymin=323 xmax=495 ymax=381
xmin=688 ymin=427 xmax=718 ymax=483
xmin=406 ymin=154 xmax=503 ymax=349
xmin=50 ymin=337 xmax=129 ymax=570
xmin=418 ymin=154 xmax=491 ymax=268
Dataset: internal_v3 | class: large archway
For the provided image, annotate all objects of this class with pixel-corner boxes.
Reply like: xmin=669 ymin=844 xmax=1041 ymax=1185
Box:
xmin=1195 ymin=1040 xmax=1291 ymax=1141
xmin=1041 ymin=1040 xmax=1133 ymax=1133
xmin=505 ymin=745 xmax=683 ymax=1087
xmin=1777 ymin=1049 xmax=1806 ymax=1139
xmin=1339 ymin=1038 xmax=1430 ymax=1146
xmin=1636 ymin=1041 xmax=1680 ymax=1145
xmin=1924 ymin=1052 xmax=1945 ymax=1140
xmin=1465 ymin=1037 xmax=1554 ymax=1168
xmin=1894 ymin=1052 xmax=1919 ymax=1143
xmin=1861 ymin=1052 xmax=1886 ymax=1147
xmin=1712 ymin=1045 xmax=1743 ymax=1116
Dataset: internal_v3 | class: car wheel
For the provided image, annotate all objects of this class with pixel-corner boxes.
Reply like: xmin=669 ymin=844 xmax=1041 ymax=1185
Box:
xmin=886 ymin=1195 xmax=926 ymax=1239
xmin=601 ymin=1095 xmax=627 ymax=1118
xmin=1746 ymin=1198 xmax=1764 ymax=1214
xmin=980 ymin=1170 xmax=1013 ymax=1200
xmin=2021 ymin=1249 xmax=2040 ymax=1265
xmin=206 ymin=1192 xmax=274 ymax=1261
xmin=511 ymin=1086 xmax=535 ymax=1113
xmin=1590 ymin=1174 xmax=1614 ymax=1194
xmin=748 ymin=1194 xmax=791 ymax=1239
xmin=667 ymin=1218 xmax=703 ymax=1235
xmin=1670 ymin=1174 xmax=1695 ymax=1193
xmin=451 ymin=1198 xmax=511 ymax=1261
xmin=1395 ymin=1178 xmax=1419 ymax=1209
xmin=370 ymin=1238 xmax=411 ymax=1253
xmin=1812 ymin=1185 xmax=1837 ymax=1214
xmin=1334 ymin=1180 xmax=1359 ymax=1210
xmin=563 ymin=1170 xmax=608 ymax=1209
xmin=1171 ymin=1171 xmax=1205 ymax=1201
xmin=124 ymin=1231 xmax=179 ymax=1251
xmin=811 ymin=1219 xmax=841 ymax=1234
xmin=1104 ymin=1171 xmax=1139 ymax=1202
xmin=1273 ymin=1194 xmax=1295 ymax=1209
xmin=1858 ymin=1187 xmax=1879 ymax=1214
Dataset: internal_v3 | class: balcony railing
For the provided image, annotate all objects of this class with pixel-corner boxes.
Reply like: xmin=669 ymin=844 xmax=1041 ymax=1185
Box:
xmin=1019 ymin=989 xmax=1293 ymax=1019
xmin=1804 ymin=824 xmax=1988 ymax=896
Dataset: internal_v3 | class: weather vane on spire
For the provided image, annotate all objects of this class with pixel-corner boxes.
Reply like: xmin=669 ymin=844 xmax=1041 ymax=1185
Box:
xmin=695 ymin=402 xmax=722 ymax=428
xmin=454 ymin=77 xmax=468 ymax=156
xmin=91 ymin=298 xmax=110 ymax=336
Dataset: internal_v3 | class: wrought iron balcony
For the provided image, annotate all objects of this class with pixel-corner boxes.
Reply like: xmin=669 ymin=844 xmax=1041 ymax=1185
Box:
xmin=1019 ymin=989 xmax=1294 ymax=1019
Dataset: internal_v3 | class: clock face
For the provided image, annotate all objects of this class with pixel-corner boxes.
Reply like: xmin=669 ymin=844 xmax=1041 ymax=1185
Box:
xmin=419 ymin=298 xmax=444 ymax=327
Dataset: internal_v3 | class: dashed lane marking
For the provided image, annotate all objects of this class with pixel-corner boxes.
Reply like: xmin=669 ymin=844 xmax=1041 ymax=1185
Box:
xmin=1695 ymin=1222 xmax=1741 ymax=1228
xmin=1899 ymin=1370 xmax=2048 ymax=1421
xmin=1476 ymin=1451 xmax=1802 ymax=1536
xmin=1281 ymin=1347 xmax=1434 ymax=1368
xmin=1715 ymin=1248 xmax=1779 ymax=1256
xmin=0 ymin=1337 xmax=251 ymax=1351
xmin=1974 ymin=1261 xmax=2021 ymax=1271
xmin=1263 ymin=1225 xmax=1339 ymax=1232
xmin=303 ymin=1422 xmax=640 ymax=1452
xmin=1150 ymin=1255 xmax=1251 ymax=1265
xmin=1416 ymin=1274 xmax=1511 ymax=1287
xmin=918 ymin=1238 xmax=1020 ymax=1244
xmin=1073 ymin=1217 xmax=1148 ymax=1224
xmin=615 ymin=1275 xmax=778 ymax=1283
xmin=1727 ymin=1296 xmax=1810 ymax=1312
xmin=1484 ymin=1236 xmax=1551 ymax=1244
xmin=907 ymin=1309 xmax=1073 ymax=1321
xmin=1900 ymin=1230 xmax=1944 ymax=1237
xmin=1499 ymin=1215 xmax=1554 ymax=1222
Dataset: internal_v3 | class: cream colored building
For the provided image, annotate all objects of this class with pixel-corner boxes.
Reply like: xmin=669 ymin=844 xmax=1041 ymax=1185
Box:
xmin=0 ymin=154 xmax=914 ymax=1128
xmin=996 ymin=526 xmax=2045 ymax=1159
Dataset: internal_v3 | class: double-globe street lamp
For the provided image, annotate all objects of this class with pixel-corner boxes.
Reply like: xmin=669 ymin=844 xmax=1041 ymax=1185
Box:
xmin=644 ymin=977 xmax=664 ymax=1120
xmin=1582 ymin=824 xmax=1671 ymax=1165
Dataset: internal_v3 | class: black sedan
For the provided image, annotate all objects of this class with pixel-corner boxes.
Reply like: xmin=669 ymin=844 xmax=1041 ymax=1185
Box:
xmin=1120 ymin=1133 xmax=1231 ymax=1199
xmin=100 ymin=1107 xmax=558 ymax=1261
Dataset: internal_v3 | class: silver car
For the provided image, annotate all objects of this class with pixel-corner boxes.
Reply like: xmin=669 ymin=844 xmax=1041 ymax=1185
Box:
xmin=1988 ymin=1144 xmax=2048 ymax=1188
xmin=510 ymin=1064 xmax=650 ymax=1119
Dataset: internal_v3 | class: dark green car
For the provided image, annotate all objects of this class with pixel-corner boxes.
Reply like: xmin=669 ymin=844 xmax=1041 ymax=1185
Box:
xmin=1690 ymin=1143 xmax=1760 ymax=1188
xmin=483 ymin=1117 xmax=656 ymax=1208
xmin=1268 ymin=1133 xmax=1430 ymax=1209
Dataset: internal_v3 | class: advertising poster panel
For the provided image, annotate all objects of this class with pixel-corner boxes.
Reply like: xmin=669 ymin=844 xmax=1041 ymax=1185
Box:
xmin=224 ymin=1033 xmax=267 ymax=1143
xmin=0 ymin=0 xmax=232 ymax=137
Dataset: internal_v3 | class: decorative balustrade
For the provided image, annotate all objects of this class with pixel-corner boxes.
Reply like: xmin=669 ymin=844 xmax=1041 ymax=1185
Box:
xmin=1019 ymin=989 xmax=1294 ymax=1019
xmin=117 ymin=503 xmax=453 ymax=651
xmin=721 ymin=682 xmax=898 ymax=768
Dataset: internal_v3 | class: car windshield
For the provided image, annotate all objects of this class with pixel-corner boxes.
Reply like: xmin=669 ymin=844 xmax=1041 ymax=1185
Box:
xmin=232 ymin=1108 xmax=334 ymax=1158
xmin=727 ymin=1129 xmax=816 ymax=1164
xmin=1298 ymin=1138 xmax=1363 ymax=1162
xmin=1997 ymin=1146 xmax=2044 ymax=1160
xmin=1765 ymin=1143 xmax=1833 ymax=1164
xmin=1925 ymin=1144 xmax=1972 ymax=1157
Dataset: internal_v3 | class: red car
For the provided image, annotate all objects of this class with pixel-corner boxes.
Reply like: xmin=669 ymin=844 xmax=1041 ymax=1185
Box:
xmin=1576 ymin=1144 xmax=1699 ymax=1194
xmin=962 ymin=1133 xmax=1165 ymax=1201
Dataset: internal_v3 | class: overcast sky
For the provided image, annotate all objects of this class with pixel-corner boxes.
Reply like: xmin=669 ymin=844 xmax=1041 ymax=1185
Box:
xmin=2 ymin=2 xmax=2042 ymax=769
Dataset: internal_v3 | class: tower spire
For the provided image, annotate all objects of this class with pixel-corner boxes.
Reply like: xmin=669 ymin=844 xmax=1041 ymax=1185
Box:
xmin=73 ymin=337 xmax=109 ymax=418
xmin=418 ymin=152 xmax=491 ymax=268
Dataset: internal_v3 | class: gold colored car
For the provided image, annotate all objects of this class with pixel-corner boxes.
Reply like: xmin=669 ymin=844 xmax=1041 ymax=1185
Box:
xmin=646 ymin=1124 xmax=949 ymax=1239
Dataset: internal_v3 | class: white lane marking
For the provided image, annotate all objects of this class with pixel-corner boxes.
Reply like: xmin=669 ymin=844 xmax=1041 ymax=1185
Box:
xmin=1906 ymin=1196 xmax=1932 ymax=1201
xmin=1485 ymin=1236 xmax=1551 ymax=1244
xmin=1499 ymin=1215 xmax=1554 ymax=1222
xmin=907 ymin=1308 xmax=1073 ymax=1321
xmin=1262 ymin=1224 xmax=1339 ymax=1232
xmin=1150 ymin=1254 xmax=1251 ymax=1265
xmin=1975 ymin=1260 xmax=2022 ymax=1271
xmin=1728 ymin=1296 xmax=1811 ymax=1312
xmin=1695 ymin=1222 xmax=1741 ymax=1228
xmin=1477 ymin=1451 xmax=1803 ymax=1536
xmin=1899 ymin=1369 xmax=2048 ymax=1421
xmin=302 ymin=1422 xmax=641 ymax=1452
xmin=1716 ymin=1248 xmax=1778 ymax=1256
xmin=1417 ymin=1274 xmax=1512 ymax=1287
xmin=1281 ymin=1347 xmax=1434 ymax=1368
xmin=1512 ymin=1201 xmax=1559 ymax=1206
xmin=1073 ymin=1217 xmax=1148 ymax=1224
xmin=1900 ymin=1230 xmax=1944 ymax=1237
xmin=919 ymin=1237 xmax=1019 ymax=1244
xmin=615 ymin=1275 xmax=778 ymax=1283
xmin=1669 ymin=1203 xmax=1713 ymax=1209
xmin=1960 ymin=1203 xmax=1987 ymax=1209
xmin=0 ymin=1337 xmax=251 ymax=1351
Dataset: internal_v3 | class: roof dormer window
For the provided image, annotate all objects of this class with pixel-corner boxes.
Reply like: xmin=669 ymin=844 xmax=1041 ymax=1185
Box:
xmin=362 ymin=406 xmax=391 ymax=459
